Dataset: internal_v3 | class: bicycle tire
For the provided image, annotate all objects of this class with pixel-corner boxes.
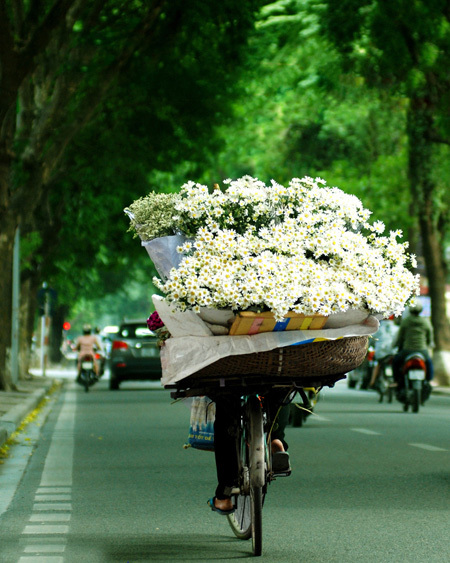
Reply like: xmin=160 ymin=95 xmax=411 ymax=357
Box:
xmin=227 ymin=493 xmax=252 ymax=540
xmin=248 ymin=395 xmax=264 ymax=555
xmin=248 ymin=396 xmax=265 ymax=488
xmin=251 ymin=485 xmax=263 ymax=556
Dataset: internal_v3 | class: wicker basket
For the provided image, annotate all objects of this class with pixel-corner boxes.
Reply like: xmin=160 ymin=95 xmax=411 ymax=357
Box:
xmin=193 ymin=336 xmax=368 ymax=380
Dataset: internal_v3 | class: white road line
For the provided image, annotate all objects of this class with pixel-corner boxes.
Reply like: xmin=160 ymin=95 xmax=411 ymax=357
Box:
xmin=36 ymin=487 xmax=71 ymax=494
xmin=33 ymin=503 xmax=72 ymax=511
xmin=39 ymin=388 xmax=76 ymax=488
xmin=19 ymin=386 xmax=76 ymax=561
xmin=23 ymin=545 xmax=66 ymax=553
xmin=29 ymin=513 xmax=71 ymax=522
xmin=19 ymin=557 xmax=64 ymax=563
xmin=22 ymin=525 xmax=69 ymax=535
xmin=351 ymin=428 xmax=382 ymax=435
xmin=34 ymin=495 xmax=71 ymax=502
xmin=409 ymin=443 xmax=447 ymax=452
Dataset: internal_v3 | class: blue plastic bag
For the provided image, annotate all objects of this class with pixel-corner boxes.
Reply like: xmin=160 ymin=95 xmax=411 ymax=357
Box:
xmin=186 ymin=396 xmax=215 ymax=451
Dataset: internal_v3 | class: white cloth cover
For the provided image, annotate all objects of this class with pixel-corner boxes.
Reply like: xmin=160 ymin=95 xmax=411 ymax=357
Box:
xmin=152 ymin=295 xmax=380 ymax=386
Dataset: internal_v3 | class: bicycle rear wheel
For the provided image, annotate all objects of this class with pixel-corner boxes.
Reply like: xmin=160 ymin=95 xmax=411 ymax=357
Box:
xmin=227 ymin=493 xmax=251 ymax=540
xmin=248 ymin=395 xmax=264 ymax=556
xmin=227 ymin=395 xmax=265 ymax=555
xmin=251 ymin=485 xmax=263 ymax=556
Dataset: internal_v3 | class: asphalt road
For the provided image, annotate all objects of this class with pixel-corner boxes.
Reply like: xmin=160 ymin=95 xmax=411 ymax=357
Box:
xmin=0 ymin=373 xmax=449 ymax=562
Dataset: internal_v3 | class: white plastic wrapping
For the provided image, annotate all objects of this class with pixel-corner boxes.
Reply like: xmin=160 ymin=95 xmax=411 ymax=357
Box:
xmin=153 ymin=296 xmax=213 ymax=337
xmin=142 ymin=235 xmax=187 ymax=281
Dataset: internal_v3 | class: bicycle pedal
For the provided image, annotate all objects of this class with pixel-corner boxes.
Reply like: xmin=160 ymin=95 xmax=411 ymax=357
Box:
xmin=272 ymin=451 xmax=290 ymax=473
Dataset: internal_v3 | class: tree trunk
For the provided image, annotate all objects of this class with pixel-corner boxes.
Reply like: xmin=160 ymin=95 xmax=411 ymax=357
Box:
xmin=19 ymin=276 xmax=40 ymax=378
xmin=419 ymin=210 xmax=450 ymax=348
xmin=0 ymin=210 xmax=17 ymax=390
xmin=0 ymin=0 xmax=179 ymax=389
xmin=407 ymin=101 xmax=450 ymax=385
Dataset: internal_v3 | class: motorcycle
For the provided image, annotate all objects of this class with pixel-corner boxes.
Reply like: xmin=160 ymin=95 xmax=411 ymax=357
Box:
xmin=289 ymin=388 xmax=320 ymax=427
xmin=348 ymin=345 xmax=375 ymax=389
xmin=397 ymin=352 xmax=431 ymax=413
xmin=77 ymin=354 xmax=98 ymax=392
xmin=373 ymin=354 xmax=396 ymax=403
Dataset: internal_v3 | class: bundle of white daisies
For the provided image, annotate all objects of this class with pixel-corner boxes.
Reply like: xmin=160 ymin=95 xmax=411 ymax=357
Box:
xmin=125 ymin=175 xmax=419 ymax=321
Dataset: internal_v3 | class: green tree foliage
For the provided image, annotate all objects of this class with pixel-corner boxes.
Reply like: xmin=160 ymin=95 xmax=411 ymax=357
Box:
xmin=37 ymin=0 xmax=263 ymax=310
xmin=211 ymin=0 xmax=412 ymax=233
xmin=318 ymin=0 xmax=450 ymax=364
xmin=0 ymin=0 xmax=261 ymax=388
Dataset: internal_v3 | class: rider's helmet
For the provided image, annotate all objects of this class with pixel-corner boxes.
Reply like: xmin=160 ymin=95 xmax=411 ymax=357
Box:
xmin=83 ymin=323 xmax=92 ymax=334
xmin=409 ymin=302 xmax=423 ymax=315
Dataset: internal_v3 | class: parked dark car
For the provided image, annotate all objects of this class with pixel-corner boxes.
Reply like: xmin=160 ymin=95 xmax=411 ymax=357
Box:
xmin=109 ymin=320 xmax=162 ymax=390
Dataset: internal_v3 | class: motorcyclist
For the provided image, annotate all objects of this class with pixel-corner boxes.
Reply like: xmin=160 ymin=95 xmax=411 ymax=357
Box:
xmin=94 ymin=326 xmax=106 ymax=376
xmin=369 ymin=317 xmax=399 ymax=388
xmin=74 ymin=324 xmax=103 ymax=378
xmin=392 ymin=302 xmax=434 ymax=396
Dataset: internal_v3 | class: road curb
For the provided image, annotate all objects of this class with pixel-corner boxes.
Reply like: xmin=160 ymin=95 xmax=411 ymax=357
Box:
xmin=0 ymin=380 xmax=56 ymax=449
xmin=432 ymin=388 xmax=450 ymax=396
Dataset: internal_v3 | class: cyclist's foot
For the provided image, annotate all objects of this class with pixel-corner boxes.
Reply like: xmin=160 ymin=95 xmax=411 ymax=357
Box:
xmin=208 ymin=497 xmax=235 ymax=515
xmin=271 ymin=439 xmax=285 ymax=453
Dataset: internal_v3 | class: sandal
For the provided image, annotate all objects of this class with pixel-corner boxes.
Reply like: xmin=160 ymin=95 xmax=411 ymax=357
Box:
xmin=207 ymin=497 xmax=235 ymax=515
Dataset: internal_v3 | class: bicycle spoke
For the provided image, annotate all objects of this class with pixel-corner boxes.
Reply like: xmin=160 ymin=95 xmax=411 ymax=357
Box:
xmin=227 ymin=494 xmax=251 ymax=540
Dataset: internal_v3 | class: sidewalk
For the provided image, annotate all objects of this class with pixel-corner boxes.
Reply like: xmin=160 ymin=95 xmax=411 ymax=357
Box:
xmin=431 ymin=382 xmax=450 ymax=396
xmin=0 ymin=376 xmax=59 ymax=448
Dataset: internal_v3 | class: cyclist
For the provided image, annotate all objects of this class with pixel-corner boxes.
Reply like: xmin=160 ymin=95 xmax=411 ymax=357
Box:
xmin=208 ymin=392 xmax=291 ymax=515
xmin=74 ymin=324 xmax=103 ymax=378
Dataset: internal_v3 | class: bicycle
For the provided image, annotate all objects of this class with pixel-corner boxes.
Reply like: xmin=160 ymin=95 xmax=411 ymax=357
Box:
xmin=173 ymin=381 xmax=294 ymax=556
xmin=225 ymin=392 xmax=291 ymax=556
xmin=167 ymin=336 xmax=369 ymax=557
